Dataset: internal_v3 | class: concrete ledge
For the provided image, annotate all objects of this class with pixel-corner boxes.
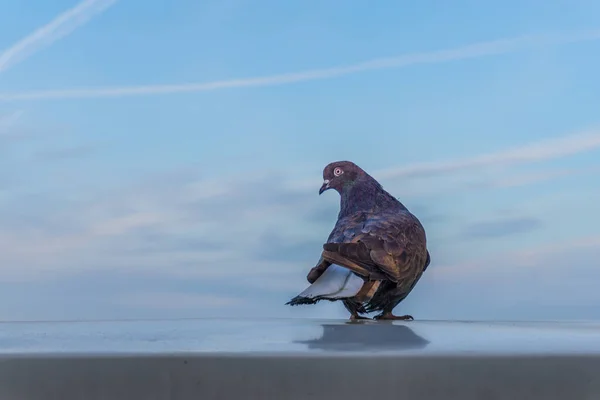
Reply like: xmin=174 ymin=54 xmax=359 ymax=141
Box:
xmin=2 ymin=354 xmax=600 ymax=400
xmin=1 ymin=319 xmax=600 ymax=399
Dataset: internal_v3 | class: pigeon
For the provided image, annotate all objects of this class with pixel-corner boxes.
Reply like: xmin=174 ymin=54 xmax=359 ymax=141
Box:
xmin=286 ymin=161 xmax=430 ymax=321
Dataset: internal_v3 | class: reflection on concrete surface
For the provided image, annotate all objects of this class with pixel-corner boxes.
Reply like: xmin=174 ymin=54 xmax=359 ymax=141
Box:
xmin=297 ymin=322 xmax=429 ymax=352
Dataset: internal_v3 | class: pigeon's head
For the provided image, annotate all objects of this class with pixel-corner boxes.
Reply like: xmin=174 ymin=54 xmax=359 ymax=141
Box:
xmin=319 ymin=161 xmax=366 ymax=195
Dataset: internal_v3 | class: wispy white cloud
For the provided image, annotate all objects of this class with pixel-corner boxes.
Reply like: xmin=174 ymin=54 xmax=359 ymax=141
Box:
xmin=413 ymin=234 xmax=600 ymax=320
xmin=0 ymin=126 xmax=598 ymax=282
xmin=513 ymin=235 xmax=600 ymax=264
xmin=434 ymin=234 xmax=600 ymax=276
xmin=460 ymin=216 xmax=543 ymax=239
xmin=0 ymin=110 xmax=24 ymax=135
xmin=2 ymin=28 xmax=600 ymax=100
xmin=478 ymin=166 xmax=600 ymax=189
xmin=288 ymin=129 xmax=600 ymax=195
xmin=117 ymin=292 xmax=243 ymax=309
xmin=34 ymin=143 xmax=99 ymax=161
xmin=0 ymin=0 xmax=118 ymax=74
xmin=377 ymin=129 xmax=600 ymax=180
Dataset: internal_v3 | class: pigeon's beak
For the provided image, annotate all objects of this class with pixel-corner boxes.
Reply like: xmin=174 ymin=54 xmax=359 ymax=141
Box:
xmin=319 ymin=179 xmax=330 ymax=195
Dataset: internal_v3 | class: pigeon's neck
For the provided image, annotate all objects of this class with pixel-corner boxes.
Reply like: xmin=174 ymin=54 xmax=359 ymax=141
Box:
xmin=338 ymin=177 xmax=405 ymax=217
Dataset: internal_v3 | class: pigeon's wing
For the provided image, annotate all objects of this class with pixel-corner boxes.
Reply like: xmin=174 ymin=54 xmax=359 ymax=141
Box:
xmin=321 ymin=211 xmax=428 ymax=283
xmin=305 ymin=211 xmax=372 ymax=283
xmin=320 ymin=248 xmax=388 ymax=280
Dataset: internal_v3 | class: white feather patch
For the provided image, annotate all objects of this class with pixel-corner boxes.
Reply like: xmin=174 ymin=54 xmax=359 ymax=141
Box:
xmin=296 ymin=264 xmax=364 ymax=300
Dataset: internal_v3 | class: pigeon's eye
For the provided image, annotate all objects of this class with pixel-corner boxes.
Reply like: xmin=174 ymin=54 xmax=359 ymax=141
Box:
xmin=333 ymin=167 xmax=343 ymax=177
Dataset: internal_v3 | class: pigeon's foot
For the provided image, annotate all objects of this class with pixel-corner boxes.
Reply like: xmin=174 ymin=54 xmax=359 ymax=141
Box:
xmin=374 ymin=312 xmax=414 ymax=321
xmin=349 ymin=313 xmax=370 ymax=321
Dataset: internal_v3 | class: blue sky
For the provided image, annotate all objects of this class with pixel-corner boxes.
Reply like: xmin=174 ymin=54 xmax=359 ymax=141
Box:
xmin=1 ymin=0 xmax=600 ymax=321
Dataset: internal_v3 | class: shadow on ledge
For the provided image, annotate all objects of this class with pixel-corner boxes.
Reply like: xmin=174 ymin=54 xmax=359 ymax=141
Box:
xmin=296 ymin=322 xmax=430 ymax=352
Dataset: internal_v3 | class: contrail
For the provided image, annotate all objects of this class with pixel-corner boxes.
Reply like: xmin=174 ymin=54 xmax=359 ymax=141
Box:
xmin=0 ymin=0 xmax=118 ymax=74
xmin=1 ymin=28 xmax=600 ymax=101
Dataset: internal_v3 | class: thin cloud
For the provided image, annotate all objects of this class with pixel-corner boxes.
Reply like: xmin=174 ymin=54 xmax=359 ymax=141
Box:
xmin=288 ymin=130 xmax=600 ymax=193
xmin=0 ymin=110 xmax=24 ymax=135
xmin=377 ymin=129 xmax=600 ymax=179
xmin=0 ymin=126 xmax=598 ymax=280
xmin=461 ymin=216 xmax=543 ymax=239
xmin=478 ymin=166 xmax=600 ymax=189
xmin=34 ymin=143 xmax=99 ymax=161
xmin=0 ymin=0 xmax=118 ymax=74
xmin=117 ymin=292 xmax=243 ymax=309
xmin=2 ymin=28 xmax=600 ymax=100
xmin=435 ymin=234 xmax=600 ymax=276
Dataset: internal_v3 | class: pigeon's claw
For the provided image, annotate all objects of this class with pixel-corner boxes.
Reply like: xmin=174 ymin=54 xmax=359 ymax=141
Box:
xmin=349 ymin=313 xmax=370 ymax=321
xmin=374 ymin=312 xmax=414 ymax=321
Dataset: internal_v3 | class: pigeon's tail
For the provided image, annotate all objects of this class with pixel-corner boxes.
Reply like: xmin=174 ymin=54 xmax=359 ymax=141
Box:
xmin=286 ymin=264 xmax=364 ymax=306
xmin=286 ymin=295 xmax=320 ymax=306
xmin=362 ymin=280 xmax=397 ymax=313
